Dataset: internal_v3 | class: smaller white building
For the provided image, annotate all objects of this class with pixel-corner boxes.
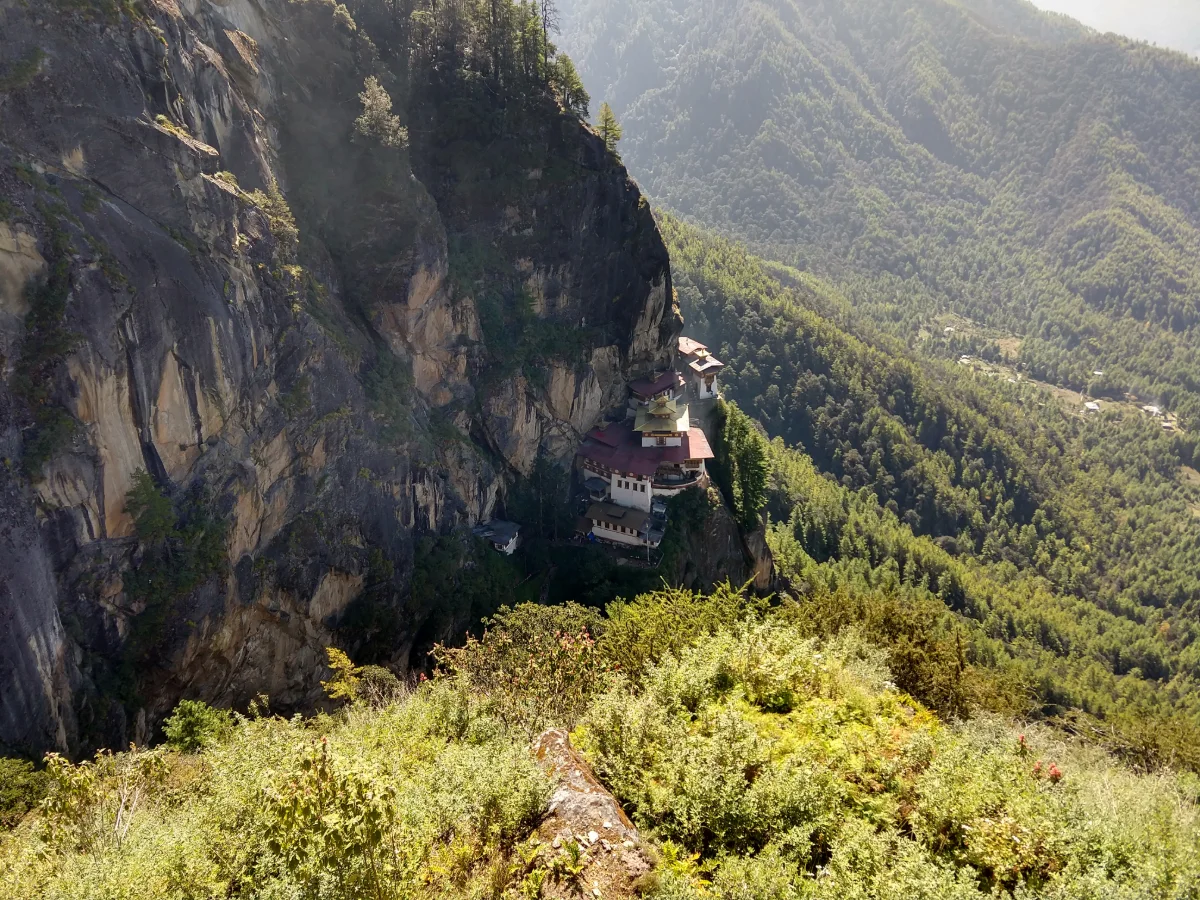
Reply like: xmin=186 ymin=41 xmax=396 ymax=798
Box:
xmin=472 ymin=520 xmax=521 ymax=555
xmin=586 ymin=502 xmax=660 ymax=548
xmin=1084 ymin=401 xmax=1101 ymax=414
xmin=678 ymin=337 xmax=725 ymax=400
xmin=611 ymin=472 xmax=654 ymax=511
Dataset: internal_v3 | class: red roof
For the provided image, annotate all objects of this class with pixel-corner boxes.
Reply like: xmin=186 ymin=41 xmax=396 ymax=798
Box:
xmin=577 ymin=423 xmax=714 ymax=477
xmin=684 ymin=427 xmax=714 ymax=460
xmin=629 ymin=370 xmax=685 ymax=399
xmin=587 ymin=424 xmax=628 ymax=448
xmin=679 ymin=336 xmax=709 ymax=357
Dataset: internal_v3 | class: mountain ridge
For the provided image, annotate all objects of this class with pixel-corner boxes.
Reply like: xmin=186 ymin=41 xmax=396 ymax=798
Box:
xmin=558 ymin=0 xmax=1200 ymax=422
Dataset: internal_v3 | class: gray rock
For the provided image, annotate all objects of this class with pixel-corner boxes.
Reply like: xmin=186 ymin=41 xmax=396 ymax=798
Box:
xmin=0 ymin=0 xmax=679 ymax=756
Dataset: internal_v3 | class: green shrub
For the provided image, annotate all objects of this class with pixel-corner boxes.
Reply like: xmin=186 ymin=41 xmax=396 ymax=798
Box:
xmin=0 ymin=758 xmax=48 ymax=828
xmin=2 ymin=589 xmax=1199 ymax=897
xmin=581 ymin=619 xmax=1200 ymax=899
xmin=162 ymin=700 xmax=234 ymax=752
xmin=0 ymin=683 xmax=550 ymax=899
xmin=601 ymin=582 xmax=765 ymax=680
xmin=245 ymin=179 xmax=298 ymax=258
xmin=362 ymin=351 xmax=414 ymax=443
xmin=121 ymin=480 xmax=228 ymax=682
xmin=356 ymin=665 xmax=404 ymax=706
xmin=434 ymin=602 xmax=605 ymax=737
xmin=125 ymin=471 xmax=176 ymax=545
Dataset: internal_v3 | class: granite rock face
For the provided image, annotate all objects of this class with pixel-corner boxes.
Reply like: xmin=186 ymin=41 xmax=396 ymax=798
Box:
xmin=0 ymin=0 xmax=679 ymax=755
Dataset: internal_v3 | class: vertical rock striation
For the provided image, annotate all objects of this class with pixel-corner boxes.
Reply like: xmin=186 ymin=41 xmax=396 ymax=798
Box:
xmin=0 ymin=0 xmax=679 ymax=755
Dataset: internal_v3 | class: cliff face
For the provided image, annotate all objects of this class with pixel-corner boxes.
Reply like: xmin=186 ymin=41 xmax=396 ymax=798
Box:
xmin=661 ymin=487 xmax=773 ymax=595
xmin=0 ymin=0 xmax=679 ymax=755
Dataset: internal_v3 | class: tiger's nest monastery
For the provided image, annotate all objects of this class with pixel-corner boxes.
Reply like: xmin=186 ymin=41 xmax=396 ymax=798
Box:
xmin=576 ymin=336 xmax=725 ymax=549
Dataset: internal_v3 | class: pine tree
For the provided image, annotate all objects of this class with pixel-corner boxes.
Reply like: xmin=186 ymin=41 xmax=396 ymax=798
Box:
xmin=550 ymin=54 xmax=589 ymax=117
xmin=355 ymin=76 xmax=408 ymax=149
xmin=539 ymin=0 xmax=559 ymax=76
xmin=596 ymin=101 xmax=622 ymax=156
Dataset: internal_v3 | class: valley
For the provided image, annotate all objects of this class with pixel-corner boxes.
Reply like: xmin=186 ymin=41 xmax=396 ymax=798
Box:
xmin=4 ymin=0 xmax=1200 ymax=895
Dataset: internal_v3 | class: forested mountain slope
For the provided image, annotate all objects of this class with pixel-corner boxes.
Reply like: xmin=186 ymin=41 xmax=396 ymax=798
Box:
xmin=666 ymin=214 xmax=1200 ymax=759
xmin=558 ymin=0 xmax=1200 ymax=422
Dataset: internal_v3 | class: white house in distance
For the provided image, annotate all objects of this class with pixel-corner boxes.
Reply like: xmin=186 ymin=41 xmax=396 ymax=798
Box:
xmin=472 ymin=520 xmax=521 ymax=555
xmin=678 ymin=336 xmax=725 ymax=400
xmin=585 ymin=502 xmax=664 ymax=549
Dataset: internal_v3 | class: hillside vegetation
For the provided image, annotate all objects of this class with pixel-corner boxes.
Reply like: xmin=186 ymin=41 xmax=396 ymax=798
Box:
xmin=559 ymin=0 xmax=1200 ymax=423
xmin=4 ymin=588 xmax=1199 ymax=899
xmin=663 ymin=214 xmax=1200 ymax=763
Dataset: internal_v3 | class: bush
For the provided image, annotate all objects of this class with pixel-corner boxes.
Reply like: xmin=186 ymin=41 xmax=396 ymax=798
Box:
xmin=433 ymin=602 xmax=605 ymax=737
xmin=2 ymin=590 xmax=1199 ymax=898
xmin=125 ymin=471 xmax=176 ymax=545
xmin=0 ymin=758 xmax=48 ymax=828
xmin=0 ymin=682 xmax=550 ymax=899
xmin=601 ymin=582 xmax=765 ymax=680
xmin=162 ymin=700 xmax=234 ymax=752
xmin=0 ymin=48 xmax=44 ymax=93
xmin=582 ymin=620 xmax=1200 ymax=899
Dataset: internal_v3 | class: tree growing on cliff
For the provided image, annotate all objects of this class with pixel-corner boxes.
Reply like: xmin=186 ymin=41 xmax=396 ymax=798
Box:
xmin=354 ymin=76 xmax=408 ymax=149
xmin=126 ymin=472 xmax=176 ymax=546
xmin=551 ymin=53 xmax=589 ymax=117
xmin=596 ymin=101 xmax=622 ymax=157
xmin=712 ymin=400 xmax=769 ymax=532
xmin=539 ymin=0 xmax=560 ymax=74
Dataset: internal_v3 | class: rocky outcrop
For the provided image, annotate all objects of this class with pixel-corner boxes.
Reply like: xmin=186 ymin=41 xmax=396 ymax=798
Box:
xmin=662 ymin=487 xmax=774 ymax=593
xmin=0 ymin=0 xmax=678 ymax=755
xmin=533 ymin=729 xmax=653 ymax=899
